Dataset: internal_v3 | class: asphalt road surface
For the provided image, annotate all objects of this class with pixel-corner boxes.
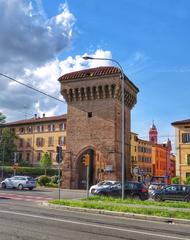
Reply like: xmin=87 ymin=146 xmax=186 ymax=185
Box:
xmin=0 ymin=189 xmax=190 ymax=240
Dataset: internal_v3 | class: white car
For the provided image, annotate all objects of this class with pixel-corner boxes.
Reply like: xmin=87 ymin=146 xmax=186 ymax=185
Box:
xmin=89 ymin=180 xmax=119 ymax=194
xmin=1 ymin=176 xmax=36 ymax=190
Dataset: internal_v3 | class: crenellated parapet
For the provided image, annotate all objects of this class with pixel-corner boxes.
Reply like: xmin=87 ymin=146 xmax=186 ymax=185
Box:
xmin=61 ymin=84 xmax=137 ymax=109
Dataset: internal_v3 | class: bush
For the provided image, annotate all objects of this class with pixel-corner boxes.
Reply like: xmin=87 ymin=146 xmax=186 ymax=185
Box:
xmin=3 ymin=166 xmax=57 ymax=178
xmin=51 ymin=175 xmax=59 ymax=184
xmin=171 ymin=176 xmax=180 ymax=184
xmin=37 ymin=175 xmax=51 ymax=186
xmin=184 ymin=176 xmax=190 ymax=185
xmin=46 ymin=183 xmax=58 ymax=188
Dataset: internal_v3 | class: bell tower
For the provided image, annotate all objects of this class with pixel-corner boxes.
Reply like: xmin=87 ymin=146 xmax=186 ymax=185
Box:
xmin=149 ymin=121 xmax=158 ymax=144
xmin=59 ymin=66 xmax=139 ymax=189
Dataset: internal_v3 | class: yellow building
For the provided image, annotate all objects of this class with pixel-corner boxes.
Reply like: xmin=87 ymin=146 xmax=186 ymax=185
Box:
xmin=172 ymin=119 xmax=190 ymax=183
xmin=0 ymin=114 xmax=66 ymax=166
xmin=130 ymin=132 xmax=152 ymax=181
xmin=130 ymin=132 xmax=138 ymax=171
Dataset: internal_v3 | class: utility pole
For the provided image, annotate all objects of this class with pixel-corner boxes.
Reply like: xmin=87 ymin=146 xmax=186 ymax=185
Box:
xmin=1 ymin=141 xmax=5 ymax=180
xmin=83 ymin=153 xmax=90 ymax=198
xmin=56 ymin=145 xmax=62 ymax=200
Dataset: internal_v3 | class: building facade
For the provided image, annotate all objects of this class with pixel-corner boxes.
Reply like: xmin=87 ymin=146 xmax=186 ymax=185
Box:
xmin=130 ymin=132 xmax=152 ymax=182
xmin=172 ymin=119 xmax=190 ymax=183
xmin=59 ymin=66 xmax=139 ymax=189
xmin=0 ymin=114 xmax=67 ymax=165
xmin=131 ymin=123 xmax=176 ymax=183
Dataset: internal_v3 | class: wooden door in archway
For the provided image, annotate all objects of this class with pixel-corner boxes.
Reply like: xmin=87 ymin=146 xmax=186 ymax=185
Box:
xmin=78 ymin=149 xmax=95 ymax=189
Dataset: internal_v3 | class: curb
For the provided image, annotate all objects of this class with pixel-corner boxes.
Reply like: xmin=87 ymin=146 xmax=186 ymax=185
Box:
xmin=41 ymin=202 xmax=190 ymax=225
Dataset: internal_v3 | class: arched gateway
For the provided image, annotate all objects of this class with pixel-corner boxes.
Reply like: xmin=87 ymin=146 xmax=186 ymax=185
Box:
xmin=58 ymin=67 xmax=139 ymax=189
xmin=77 ymin=148 xmax=95 ymax=189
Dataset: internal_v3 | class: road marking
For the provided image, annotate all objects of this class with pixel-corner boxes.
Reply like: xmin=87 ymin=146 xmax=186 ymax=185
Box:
xmin=0 ymin=193 xmax=52 ymax=202
xmin=0 ymin=209 xmax=189 ymax=240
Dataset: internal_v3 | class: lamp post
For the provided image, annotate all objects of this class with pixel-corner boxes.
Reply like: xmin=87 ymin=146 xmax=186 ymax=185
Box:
xmin=83 ymin=56 xmax=125 ymax=200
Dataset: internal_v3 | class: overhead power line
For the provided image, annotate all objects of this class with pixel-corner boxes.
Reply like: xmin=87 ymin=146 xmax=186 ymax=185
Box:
xmin=0 ymin=72 xmax=177 ymax=139
xmin=0 ymin=73 xmax=66 ymax=104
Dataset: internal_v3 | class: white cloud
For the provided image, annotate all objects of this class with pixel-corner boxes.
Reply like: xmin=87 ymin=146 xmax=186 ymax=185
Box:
xmin=0 ymin=1 xmax=114 ymax=122
xmin=0 ymin=0 xmax=75 ymax=121
xmin=0 ymin=0 xmax=75 ymax=75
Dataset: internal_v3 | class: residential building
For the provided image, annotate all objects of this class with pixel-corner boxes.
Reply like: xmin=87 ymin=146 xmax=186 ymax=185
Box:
xmin=130 ymin=123 xmax=176 ymax=183
xmin=171 ymin=119 xmax=190 ymax=183
xmin=130 ymin=132 xmax=152 ymax=182
xmin=137 ymin=138 xmax=152 ymax=181
xmin=130 ymin=132 xmax=138 ymax=172
xmin=0 ymin=114 xmax=67 ymax=166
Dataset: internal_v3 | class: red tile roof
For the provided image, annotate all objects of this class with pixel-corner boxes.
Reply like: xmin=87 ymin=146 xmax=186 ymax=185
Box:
xmin=58 ymin=66 xmax=139 ymax=92
xmin=171 ymin=119 xmax=190 ymax=126
xmin=1 ymin=114 xmax=67 ymax=127
xmin=58 ymin=66 xmax=120 ymax=81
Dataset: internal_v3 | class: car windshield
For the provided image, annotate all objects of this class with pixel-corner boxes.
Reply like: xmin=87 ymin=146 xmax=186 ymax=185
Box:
xmin=27 ymin=177 xmax=34 ymax=181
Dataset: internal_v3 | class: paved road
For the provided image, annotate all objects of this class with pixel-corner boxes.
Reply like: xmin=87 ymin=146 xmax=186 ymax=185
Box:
xmin=0 ymin=187 xmax=86 ymax=202
xmin=0 ymin=189 xmax=190 ymax=240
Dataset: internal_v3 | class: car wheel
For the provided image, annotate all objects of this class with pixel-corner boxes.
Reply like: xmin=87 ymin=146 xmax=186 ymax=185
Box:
xmin=2 ymin=183 xmax=6 ymax=189
xmin=154 ymin=194 xmax=162 ymax=202
xmin=184 ymin=196 xmax=190 ymax=202
xmin=91 ymin=189 xmax=95 ymax=194
xmin=132 ymin=194 xmax=140 ymax=200
xmin=28 ymin=187 xmax=33 ymax=190
xmin=18 ymin=184 xmax=23 ymax=190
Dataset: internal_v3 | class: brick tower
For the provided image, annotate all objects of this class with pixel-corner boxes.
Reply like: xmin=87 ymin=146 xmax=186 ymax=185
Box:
xmin=149 ymin=121 xmax=158 ymax=144
xmin=59 ymin=66 xmax=139 ymax=189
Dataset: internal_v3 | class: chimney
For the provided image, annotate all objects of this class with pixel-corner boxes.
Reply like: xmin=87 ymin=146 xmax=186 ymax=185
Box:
xmin=43 ymin=113 xmax=45 ymax=118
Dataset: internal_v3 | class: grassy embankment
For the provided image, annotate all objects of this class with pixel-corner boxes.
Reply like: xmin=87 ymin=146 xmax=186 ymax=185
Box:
xmin=49 ymin=196 xmax=190 ymax=220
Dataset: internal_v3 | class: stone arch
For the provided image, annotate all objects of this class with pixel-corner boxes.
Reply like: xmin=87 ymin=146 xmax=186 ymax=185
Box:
xmin=74 ymin=146 xmax=96 ymax=189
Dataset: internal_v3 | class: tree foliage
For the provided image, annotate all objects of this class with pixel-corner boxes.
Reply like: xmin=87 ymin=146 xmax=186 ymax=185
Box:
xmin=171 ymin=176 xmax=180 ymax=184
xmin=0 ymin=128 xmax=17 ymax=165
xmin=0 ymin=112 xmax=6 ymax=124
xmin=184 ymin=176 xmax=190 ymax=185
xmin=40 ymin=152 xmax=52 ymax=175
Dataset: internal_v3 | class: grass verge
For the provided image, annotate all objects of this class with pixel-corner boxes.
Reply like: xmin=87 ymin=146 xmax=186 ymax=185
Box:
xmin=49 ymin=196 xmax=190 ymax=220
xmin=84 ymin=196 xmax=190 ymax=209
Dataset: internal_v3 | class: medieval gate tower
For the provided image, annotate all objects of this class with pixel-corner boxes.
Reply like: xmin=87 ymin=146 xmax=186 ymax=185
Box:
xmin=59 ymin=66 xmax=139 ymax=189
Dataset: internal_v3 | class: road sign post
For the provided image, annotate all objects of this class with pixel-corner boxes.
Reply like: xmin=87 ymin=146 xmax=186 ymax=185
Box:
xmin=83 ymin=153 xmax=90 ymax=198
xmin=56 ymin=145 xmax=62 ymax=200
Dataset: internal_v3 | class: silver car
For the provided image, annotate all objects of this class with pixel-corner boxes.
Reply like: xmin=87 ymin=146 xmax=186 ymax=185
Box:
xmin=1 ymin=176 xmax=36 ymax=190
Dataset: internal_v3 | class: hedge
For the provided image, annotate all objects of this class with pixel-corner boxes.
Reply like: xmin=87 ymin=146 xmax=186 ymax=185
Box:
xmin=3 ymin=166 xmax=58 ymax=177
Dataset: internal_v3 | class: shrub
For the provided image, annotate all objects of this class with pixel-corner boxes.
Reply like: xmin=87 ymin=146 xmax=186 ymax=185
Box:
xmin=184 ymin=176 xmax=190 ymax=185
xmin=51 ymin=175 xmax=59 ymax=184
xmin=3 ymin=166 xmax=57 ymax=178
xmin=37 ymin=175 xmax=51 ymax=186
xmin=171 ymin=176 xmax=180 ymax=184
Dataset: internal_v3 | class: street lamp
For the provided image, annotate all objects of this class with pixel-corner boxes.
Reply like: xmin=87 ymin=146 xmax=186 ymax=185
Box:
xmin=0 ymin=126 xmax=5 ymax=180
xmin=83 ymin=56 xmax=125 ymax=200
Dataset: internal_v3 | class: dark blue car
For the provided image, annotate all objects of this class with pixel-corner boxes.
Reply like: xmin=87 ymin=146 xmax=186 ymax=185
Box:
xmin=94 ymin=181 xmax=148 ymax=200
xmin=152 ymin=184 xmax=190 ymax=202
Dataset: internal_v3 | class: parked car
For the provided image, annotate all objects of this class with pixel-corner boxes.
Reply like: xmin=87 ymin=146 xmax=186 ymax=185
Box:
xmin=152 ymin=184 xmax=190 ymax=202
xmin=148 ymin=183 xmax=168 ymax=198
xmin=89 ymin=180 xmax=119 ymax=194
xmin=1 ymin=176 xmax=36 ymax=190
xmin=94 ymin=181 xmax=149 ymax=200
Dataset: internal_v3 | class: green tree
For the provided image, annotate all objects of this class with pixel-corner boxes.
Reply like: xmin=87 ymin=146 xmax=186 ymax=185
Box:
xmin=0 ymin=112 xmax=6 ymax=124
xmin=0 ymin=128 xmax=17 ymax=165
xmin=184 ymin=176 xmax=190 ymax=185
xmin=40 ymin=152 xmax=52 ymax=175
xmin=171 ymin=176 xmax=180 ymax=184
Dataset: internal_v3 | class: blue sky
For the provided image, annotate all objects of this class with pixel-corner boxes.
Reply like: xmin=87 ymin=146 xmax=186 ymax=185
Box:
xmin=46 ymin=0 xmax=190 ymax=143
xmin=0 ymin=0 xmax=190 ymax=148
